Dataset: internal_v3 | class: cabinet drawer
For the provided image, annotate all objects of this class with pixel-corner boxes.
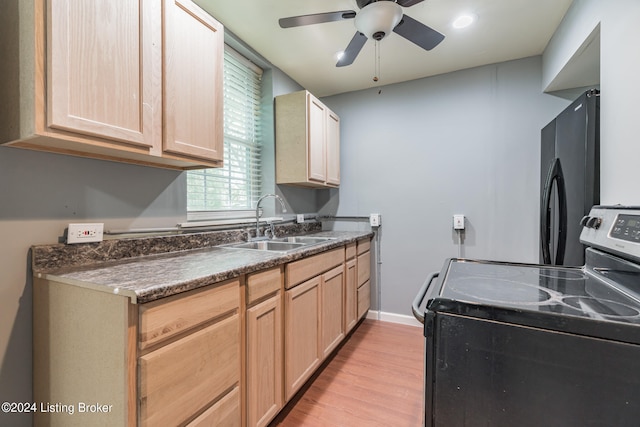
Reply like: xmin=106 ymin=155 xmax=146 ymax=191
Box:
xmin=186 ymin=386 xmax=240 ymax=427
xmin=346 ymin=242 xmax=356 ymax=260
xmin=357 ymin=251 xmax=371 ymax=287
xmin=139 ymin=279 xmax=239 ymax=350
xmin=139 ymin=313 xmax=240 ymax=427
xmin=357 ymin=238 xmax=371 ymax=255
xmin=247 ymin=266 xmax=282 ymax=305
xmin=357 ymin=280 xmax=371 ymax=319
xmin=285 ymin=247 xmax=344 ymax=289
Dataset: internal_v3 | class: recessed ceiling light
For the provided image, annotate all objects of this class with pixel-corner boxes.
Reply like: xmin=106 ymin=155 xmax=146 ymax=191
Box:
xmin=452 ymin=14 xmax=475 ymax=29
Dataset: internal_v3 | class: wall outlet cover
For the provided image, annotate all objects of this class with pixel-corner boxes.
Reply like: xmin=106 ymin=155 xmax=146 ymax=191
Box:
xmin=453 ymin=215 xmax=465 ymax=230
xmin=370 ymin=213 xmax=381 ymax=227
xmin=67 ymin=223 xmax=104 ymax=244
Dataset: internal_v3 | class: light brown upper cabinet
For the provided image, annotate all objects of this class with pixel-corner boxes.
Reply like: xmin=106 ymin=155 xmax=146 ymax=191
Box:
xmin=275 ymin=90 xmax=340 ymax=188
xmin=47 ymin=0 xmax=157 ymax=148
xmin=163 ymin=0 xmax=224 ymax=163
xmin=0 ymin=0 xmax=223 ymax=170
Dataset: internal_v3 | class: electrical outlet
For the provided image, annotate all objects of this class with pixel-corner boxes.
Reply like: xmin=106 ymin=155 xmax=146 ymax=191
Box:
xmin=67 ymin=223 xmax=104 ymax=244
xmin=453 ymin=215 xmax=465 ymax=230
xmin=297 ymin=214 xmax=305 ymax=223
xmin=369 ymin=213 xmax=381 ymax=227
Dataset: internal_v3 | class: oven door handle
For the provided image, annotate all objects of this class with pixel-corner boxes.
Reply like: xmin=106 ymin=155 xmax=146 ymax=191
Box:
xmin=412 ymin=271 xmax=439 ymax=324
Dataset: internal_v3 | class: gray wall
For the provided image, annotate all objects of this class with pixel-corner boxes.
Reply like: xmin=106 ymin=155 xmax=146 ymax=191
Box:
xmin=0 ymin=148 xmax=187 ymax=426
xmin=321 ymin=56 xmax=569 ymax=318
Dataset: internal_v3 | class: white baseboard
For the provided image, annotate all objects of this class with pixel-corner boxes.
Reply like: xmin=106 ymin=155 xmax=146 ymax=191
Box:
xmin=365 ymin=310 xmax=423 ymax=328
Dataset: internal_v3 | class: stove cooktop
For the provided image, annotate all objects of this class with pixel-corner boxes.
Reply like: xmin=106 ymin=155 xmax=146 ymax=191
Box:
xmin=439 ymin=259 xmax=640 ymax=325
xmin=419 ymin=206 xmax=640 ymax=345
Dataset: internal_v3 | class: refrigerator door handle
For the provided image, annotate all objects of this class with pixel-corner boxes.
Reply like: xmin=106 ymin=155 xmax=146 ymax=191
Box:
xmin=541 ymin=158 xmax=568 ymax=265
xmin=541 ymin=160 xmax=554 ymax=264
xmin=554 ymin=160 xmax=568 ymax=265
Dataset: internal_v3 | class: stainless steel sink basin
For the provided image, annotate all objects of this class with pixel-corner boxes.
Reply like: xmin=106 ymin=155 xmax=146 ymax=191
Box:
xmin=273 ymin=236 xmax=336 ymax=244
xmin=221 ymin=235 xmax=336 ymax=253
xmin=225 ymin=241 xmax=306 ymax=252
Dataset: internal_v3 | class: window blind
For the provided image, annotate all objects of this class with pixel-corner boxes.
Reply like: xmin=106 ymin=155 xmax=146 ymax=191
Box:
xmin=187 ymin=47 xmax=263 ymax=213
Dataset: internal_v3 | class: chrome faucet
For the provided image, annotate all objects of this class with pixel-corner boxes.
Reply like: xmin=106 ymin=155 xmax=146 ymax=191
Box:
xmin=255 ymin=194 xmax=287 ymax=239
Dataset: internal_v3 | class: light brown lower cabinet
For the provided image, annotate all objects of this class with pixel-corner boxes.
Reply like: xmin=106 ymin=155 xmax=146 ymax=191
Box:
xmin=137 ymin=279 xmax=241 ymax=426
xmin=284 ymin=276 xmax=321 ymax=400
xmin=186 ymin=387 xmax=240 ymax=427
xmin=357 ymin=239 xmax=372 ymax=319
xmin=283 ymin=247 xmax=350 ymax=401
xmin=358 ymin=280 xmax=371 ymax=319
xmin=33 ymin=238 xmax=372 ymax=427
xmin=321 ymin=264 xmax=345 ymax=358
xmin=246 ymin=267 xmax=283 ymax=427
xmin=344 ymin=255 xmax=358 ymax=334
xmin=33 ymin=277 xmax=241 ymax=427
xmin=139 ymin=314 xmax=240 ymax=426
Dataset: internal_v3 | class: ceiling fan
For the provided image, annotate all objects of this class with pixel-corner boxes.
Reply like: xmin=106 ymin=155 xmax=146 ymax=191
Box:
xmin=279 ymin=0 xmax=445 ymax=67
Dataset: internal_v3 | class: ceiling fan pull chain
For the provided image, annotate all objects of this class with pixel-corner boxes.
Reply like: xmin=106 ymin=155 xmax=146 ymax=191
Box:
xmin=373 ymin=40 xmax=380 ymax=82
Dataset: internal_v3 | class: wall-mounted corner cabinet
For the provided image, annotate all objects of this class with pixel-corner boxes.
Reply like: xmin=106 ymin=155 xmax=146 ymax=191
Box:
xmin=0 ymin=0 xmax=223 ymax=170
xmin=275 ymin=90 xmax=340 ymax=188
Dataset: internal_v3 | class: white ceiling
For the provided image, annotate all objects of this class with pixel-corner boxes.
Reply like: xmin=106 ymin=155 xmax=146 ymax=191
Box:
xmin=194 ymin=0 xmax=574 ymax=97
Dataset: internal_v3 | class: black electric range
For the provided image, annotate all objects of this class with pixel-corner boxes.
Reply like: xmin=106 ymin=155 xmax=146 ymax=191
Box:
xmin=413 ymin=206 xmax=640 ymax=427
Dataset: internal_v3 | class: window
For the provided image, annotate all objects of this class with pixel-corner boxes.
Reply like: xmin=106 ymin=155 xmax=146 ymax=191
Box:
xmin=187 ymin=47 xmax=263 ymax=214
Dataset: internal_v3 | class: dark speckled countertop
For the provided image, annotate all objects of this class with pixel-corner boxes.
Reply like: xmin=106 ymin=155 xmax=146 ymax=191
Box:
xmin=32 ymin=230 xmax=373 ymax=304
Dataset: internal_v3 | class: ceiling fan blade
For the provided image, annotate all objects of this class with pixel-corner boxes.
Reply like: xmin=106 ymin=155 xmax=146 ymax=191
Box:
xmin=393 ymin=14 xmax=445 ymax=51
xmin=336 ymin=32 xmax=368 ymax=67
xmin=396 ymin=0 xmax=425 ymax=7
xmin=279 ymin=11 xmax=356 ymax=28
xmin=358 ymin=0 xmax=422 ymax=8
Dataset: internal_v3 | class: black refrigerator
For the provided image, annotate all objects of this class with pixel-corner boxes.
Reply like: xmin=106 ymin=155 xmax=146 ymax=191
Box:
xmin=540 ymin=89 xmax=599 ymax=266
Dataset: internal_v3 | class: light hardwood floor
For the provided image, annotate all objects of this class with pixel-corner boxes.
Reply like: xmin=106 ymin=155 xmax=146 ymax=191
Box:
xmin=270 ymin=319 xmax=425 ymax=427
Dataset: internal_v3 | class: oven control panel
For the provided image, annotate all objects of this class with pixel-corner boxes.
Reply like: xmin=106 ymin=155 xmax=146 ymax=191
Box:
xmin=610 ymin=214 xmax=640 ymax=243
xmin=580 ymin=206 xmax=640 ymax=263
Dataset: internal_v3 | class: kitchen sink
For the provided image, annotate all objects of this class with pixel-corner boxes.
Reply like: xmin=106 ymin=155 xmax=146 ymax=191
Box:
xmin=221 ymin=235 xmax=336 ymax=253
xmin=273 ymin=236 xmax=336 ymax=244
xmin=224 ymin=241 xmax=306 ymax=252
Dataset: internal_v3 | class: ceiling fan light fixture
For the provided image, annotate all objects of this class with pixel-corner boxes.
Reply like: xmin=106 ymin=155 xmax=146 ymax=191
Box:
xmin=355 ymin=1 xmax=403 ymax=41
xmin=452 ymin=14 xmax=476 ymax=29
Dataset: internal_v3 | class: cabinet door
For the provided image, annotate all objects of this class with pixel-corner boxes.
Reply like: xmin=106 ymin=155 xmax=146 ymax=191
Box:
xmin=357 ymin=250 xmax=371 ymax=287
xmin=358 ymin=280 xmax=371 ymax=319
xmin=163 ymin=0 xmax=224 ymax=162
xmin=48 ymin=0 xmax=157 ymax=147
xmin=247 ymin=294 xmax=283 ymax=427
xmin=325 ymin=110 xmax=340 ymax=186
xmin=307 ymin=93 xmax=326 ymax=183
xmin=344 ymin=258 xmax=358 ymax=333
xmin=284 ymin=277 xmax=320 ymax=400
xmin=321 ymin=265 xmax=345 ymax=359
